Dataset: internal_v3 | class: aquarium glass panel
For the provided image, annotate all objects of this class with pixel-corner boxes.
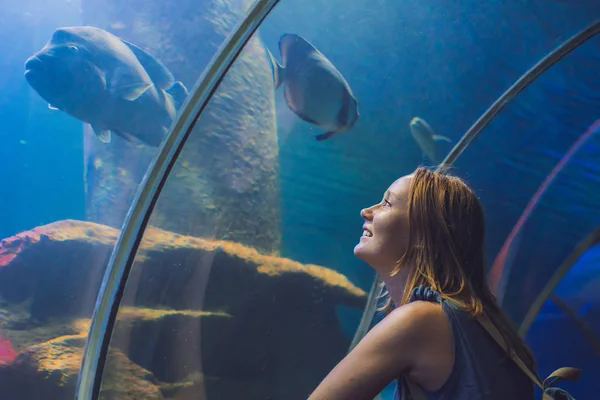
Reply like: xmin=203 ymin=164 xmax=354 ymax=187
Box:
xmin=450 ymin=34 xmax=600 ymax=326
xmin=94 ymin=1 xmax=600 ymax=398
xmin=525 ymin=242 xmax=600 ymax=397
xmin=93 ymin=24 xmax=376 ymax=400
xmin=0 ymin=0 xmax=248 ymax=398
xmin=450 ymin=20 xmax=600 ymax=400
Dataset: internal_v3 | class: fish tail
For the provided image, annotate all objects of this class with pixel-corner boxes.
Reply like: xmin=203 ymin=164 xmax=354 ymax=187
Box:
xmin=166 ymin=81 xmax=189 ymax=110
xmin=315 ymin=131 xmax=337 ymax=141
xmin=432 ymin=134 xmax=452 ymax=143
xmin=266 ymin=48 xmax=284 ymax=89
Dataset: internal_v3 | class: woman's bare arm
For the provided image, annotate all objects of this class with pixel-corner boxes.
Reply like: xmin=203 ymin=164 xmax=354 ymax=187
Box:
xmin=307 ymin=301 xmax=450 ymax=400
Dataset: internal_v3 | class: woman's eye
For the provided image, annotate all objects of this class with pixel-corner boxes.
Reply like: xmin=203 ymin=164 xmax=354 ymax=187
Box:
xmin=383 ymin=200 xmax=391 ymax=207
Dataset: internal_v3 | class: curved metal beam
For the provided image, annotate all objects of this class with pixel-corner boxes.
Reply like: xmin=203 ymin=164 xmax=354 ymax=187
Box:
xmin=75 ymin=1 xmax=281 ymax=398
xmin=437 ymin=18 xmax=600 ymax=171
xmin=349 ymin=273 xmax=382 ymax=350
xmin=350 ymin=18 xmax=600 ymax=352
xmin=518 ymin=225 xmax=600 ymax=337
xmin=548 ymin=294 xmax=600 ymax=357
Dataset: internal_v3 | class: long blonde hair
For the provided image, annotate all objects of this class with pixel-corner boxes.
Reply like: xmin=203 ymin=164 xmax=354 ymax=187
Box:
xmin=385 ymin=166 xmax=535 ymax=369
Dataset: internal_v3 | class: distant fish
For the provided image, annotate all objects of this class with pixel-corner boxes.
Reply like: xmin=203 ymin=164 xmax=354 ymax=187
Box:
xmin=267 ymin=34 xmax=359 ymax=141
xmin=24 ymin=26 xmax=188 ymax=147
xmin=409 ymin=117 xmax=452 ymax=163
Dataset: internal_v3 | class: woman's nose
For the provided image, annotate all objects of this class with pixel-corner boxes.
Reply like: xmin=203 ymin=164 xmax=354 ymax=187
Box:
xmin=360 ymin=207 xmax=373 ymax=220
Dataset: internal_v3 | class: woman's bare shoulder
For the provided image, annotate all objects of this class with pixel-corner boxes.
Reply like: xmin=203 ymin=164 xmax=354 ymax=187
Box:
xmin=382 ymin=300 xmax=448 ymax=340
xmin=384 ymin=300 xmax=454 ymax=391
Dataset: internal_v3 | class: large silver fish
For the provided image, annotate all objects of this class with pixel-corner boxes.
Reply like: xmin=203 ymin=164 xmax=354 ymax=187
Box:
xmin=409 ymin=117 xmax=452 ymax=163
xmin=268 ymin=34 xmax=359 ymax=141
xmin=24 ymin=26 xmax=188 ymax=147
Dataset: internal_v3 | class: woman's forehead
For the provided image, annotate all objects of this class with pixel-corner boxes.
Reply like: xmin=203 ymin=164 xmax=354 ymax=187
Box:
xmin=388 ymin=175 xmax=413 ymax=197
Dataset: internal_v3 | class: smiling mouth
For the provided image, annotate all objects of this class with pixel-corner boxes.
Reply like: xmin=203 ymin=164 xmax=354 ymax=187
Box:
xmin=362 ymin=230 xmax=372 ymax=237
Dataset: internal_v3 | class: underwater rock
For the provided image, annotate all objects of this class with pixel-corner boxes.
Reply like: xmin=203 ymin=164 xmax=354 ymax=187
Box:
xmin=0 ymin=309 xmax=223 ymax=399
xmin=81 ymin=0 xmax=280 ymax=254
xmin=0 ymin=220 xmax=366 ymax=399
xmin=0 ymin=220 xmax=117 ymax=320
xmin=0 ymin=332 xmax=164 ymax=400
xmin=0 ymin=220 xmax=364 ymax=319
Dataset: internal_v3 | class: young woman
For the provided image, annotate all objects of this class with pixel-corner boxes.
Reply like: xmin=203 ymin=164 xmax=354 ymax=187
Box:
xmin=308 ymin=167 xmax=535 ymax=400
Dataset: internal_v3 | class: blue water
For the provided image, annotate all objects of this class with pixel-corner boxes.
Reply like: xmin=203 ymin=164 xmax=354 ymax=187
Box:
xmin=0 ymin=2 xmax=85 ymax=239
xmin=0 ymin=0 xmax=598 ymax=399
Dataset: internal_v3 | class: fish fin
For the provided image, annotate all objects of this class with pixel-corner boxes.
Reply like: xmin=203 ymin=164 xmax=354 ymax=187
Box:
xmin=120 ymin=39 xmax=175 ymax=90
xmin=48 ymin=104 xmax=59 ymax=111
xmin=91 ymin=125 xmax=111 ymax=144
xmin=110 ymin=81 xmax=152 ymax=101
xmin=315 ymin=131 xmax=338 ymax=141
xmin=342 ymin=93 xmax=359 ymax=128
xmin=278 ymin=34 xmax=295 ymax=62
xmin=266 ymin=48 xmax=284 ymax=89
xmin=336 ymin=90 xmax=359 ymax=129
xmin=336 ymin=92 xmax=350 ymax=126
xmin=90 ymin=65 xmax=108 ymax=90
xmin=279 ymin=34 xmax=317 ymax=61
xmin=290 ymin=107 xmax=319 ymax=125
xmin=432 ymin=134 xmax=452 ymax=143
xmin=113 ymin=130 xmax=139 ymax=144
xmin=165 ymin=81 xmax=189 ymax=110
xmin=283 ymin=87 xmax=318 ymax=125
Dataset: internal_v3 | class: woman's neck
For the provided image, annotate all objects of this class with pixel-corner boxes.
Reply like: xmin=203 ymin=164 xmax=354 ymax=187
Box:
xmin=379 ymin=267 xmax=410 ymax=307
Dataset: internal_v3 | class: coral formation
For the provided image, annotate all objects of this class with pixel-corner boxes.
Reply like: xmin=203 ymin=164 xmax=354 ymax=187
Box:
xmin=0 ymin=220 xmax=366 ymax=399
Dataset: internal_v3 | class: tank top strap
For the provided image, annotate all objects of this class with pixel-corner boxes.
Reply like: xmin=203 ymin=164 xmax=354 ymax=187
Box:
xmin=408 ymin=285 xmax=462 ymax=320
xmin=408 ymin=285 xmax=443 ymax=304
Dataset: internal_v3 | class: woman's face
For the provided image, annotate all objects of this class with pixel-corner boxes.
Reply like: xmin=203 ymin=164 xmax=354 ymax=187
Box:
xmin=354 ymin=175 xmax=411 ymax=273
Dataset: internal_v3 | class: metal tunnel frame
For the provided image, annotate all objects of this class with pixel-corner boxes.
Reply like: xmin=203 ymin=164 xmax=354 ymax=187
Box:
xmin=350 ymin=18 xmax=600 ymax=352
xmin=75 ymin=0 xmax=281 ymax=398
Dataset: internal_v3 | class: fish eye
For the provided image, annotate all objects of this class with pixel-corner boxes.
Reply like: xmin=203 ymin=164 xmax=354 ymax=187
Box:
xmin=67 ymin=45 xmax=79 ymax=53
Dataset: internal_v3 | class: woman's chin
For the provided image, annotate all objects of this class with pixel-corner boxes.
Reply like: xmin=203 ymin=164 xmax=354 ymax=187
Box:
xmin=353 ymin=242 xmax=367 ymax=258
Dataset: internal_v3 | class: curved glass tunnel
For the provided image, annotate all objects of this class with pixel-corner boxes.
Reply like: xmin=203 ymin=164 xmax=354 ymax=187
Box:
xmin=0 ymin=0 xmax=598 ymax=399
xmin=524 ymin=233 xmax=600 ymax=396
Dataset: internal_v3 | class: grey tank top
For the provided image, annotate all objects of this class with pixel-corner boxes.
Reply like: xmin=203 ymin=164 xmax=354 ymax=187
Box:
xmin=394 ymin=286 xmax=533 ymax=400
